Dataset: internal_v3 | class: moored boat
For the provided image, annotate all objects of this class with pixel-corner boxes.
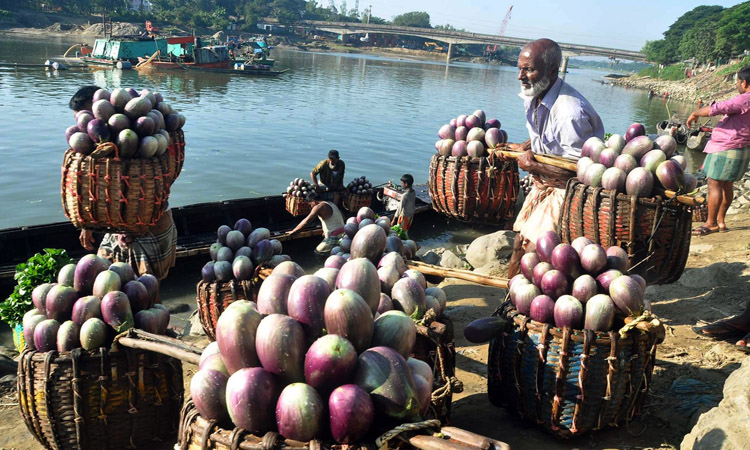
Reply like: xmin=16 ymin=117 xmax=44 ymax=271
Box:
xmin=656 ymin=118 xmax=688 ymax=144
xmin=0 ymin=187 xmax=431 ymax=279
xmin=686 ymin=126 xmax=713 ymax=152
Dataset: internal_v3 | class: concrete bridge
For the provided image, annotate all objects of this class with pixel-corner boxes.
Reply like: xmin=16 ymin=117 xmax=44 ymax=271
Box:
xmin=284 ymin=20 xmax=646 ymax=63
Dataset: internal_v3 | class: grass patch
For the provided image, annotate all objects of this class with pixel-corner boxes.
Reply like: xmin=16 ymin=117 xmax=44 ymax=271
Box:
xmin=717 ymin=55 xmax=750 ymax=77
xmin=637 ymin=64 xmax=687 ymax=81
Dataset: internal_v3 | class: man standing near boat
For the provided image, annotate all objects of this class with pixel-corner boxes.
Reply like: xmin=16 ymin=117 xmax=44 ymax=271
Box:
xmin=507 ymin=39 xmax=604 ymax=277
xmin=687 ymin=65 xmax=750 ymax=236
xmin=311 ymin=149 xmax=346 ymax=201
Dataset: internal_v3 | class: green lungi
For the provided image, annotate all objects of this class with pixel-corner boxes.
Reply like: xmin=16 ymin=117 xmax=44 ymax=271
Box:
xmin=702 ymin=148 xmax=750 ymax=182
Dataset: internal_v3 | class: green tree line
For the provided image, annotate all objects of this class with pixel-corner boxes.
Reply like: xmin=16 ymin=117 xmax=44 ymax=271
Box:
xmin=643 ymin=2 xmax=750 ymax=65
xmin=1 ymin=0 xmax=438 ymax=32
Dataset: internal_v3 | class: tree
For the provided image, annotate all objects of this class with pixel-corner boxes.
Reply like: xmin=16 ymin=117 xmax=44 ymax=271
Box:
xmin=679 ymin=22 xmax=717 ymax=63
xmin=642 ymin=39 xmax=671 ymax=65
xmin=715 ymin=2 xmax=750 ymax=58
xmin=392 ymin=11 xmax=430 ymax=28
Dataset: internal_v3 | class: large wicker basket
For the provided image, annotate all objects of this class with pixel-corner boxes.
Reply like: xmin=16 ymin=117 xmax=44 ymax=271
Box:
xmin=285 ymin=195 xmax=312 ymax=217
xmin=558 ymin=179 xmax=692 ymax=284
xmin=487 ymin=306 xmax=662 ymax=438
xmin=413 ymin=317 xmax=461 ymax=423
xmin=428 ymin=154 xmax=519 ymax=225
xmin=167 ymin=129 xmax=186 ymax=184
xmin=342 ymin=191 xmax=372 ymax=212
xmin=196 ymin=279 xmax=259 ymax=340
xmin=61 ymin=145 xmax=178 ymax=236
xmin=17 ymin=346 xmax=183 ymax=449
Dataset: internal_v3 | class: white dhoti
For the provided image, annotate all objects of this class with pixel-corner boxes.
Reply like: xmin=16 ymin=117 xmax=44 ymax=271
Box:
xmin=513 ymin=183 xmax=566 ymax=247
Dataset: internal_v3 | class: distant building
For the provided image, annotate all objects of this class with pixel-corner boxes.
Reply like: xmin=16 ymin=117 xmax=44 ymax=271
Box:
xmin=130 ymin=0 xmax=152 ymax=12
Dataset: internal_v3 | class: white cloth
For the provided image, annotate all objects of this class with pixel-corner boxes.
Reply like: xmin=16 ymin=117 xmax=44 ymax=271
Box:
xmin=513 ymin=184 xmax=566 ymax=247
xmin=317 ymin=201 xmax=345 ymax=238
xmin=519 ymin=77 xmax=605 ymax=160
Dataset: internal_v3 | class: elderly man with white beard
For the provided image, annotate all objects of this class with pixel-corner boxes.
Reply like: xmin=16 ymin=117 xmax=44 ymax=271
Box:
xmin=506 ymin=38 xmax=604 ymax=278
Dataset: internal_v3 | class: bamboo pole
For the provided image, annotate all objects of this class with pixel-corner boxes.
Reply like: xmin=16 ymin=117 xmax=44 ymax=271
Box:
xmin=406 ymin=435 xmax=475 ymax=450
xmin=406 ymin=261 xmax=509 ymax=289
xmin=117 ymin=337 xmax=201 ymax=365
xmin=135 ymin=50 xmax=160 ymax=68
xmin=493 ymin=149 xmax=704 ymax=206
xmin=440 ymin=427 xmax=511 ymax=450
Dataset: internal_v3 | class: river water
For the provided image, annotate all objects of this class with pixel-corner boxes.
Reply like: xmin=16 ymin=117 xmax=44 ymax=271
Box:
xmin=0 ymin=34 xmax=701 ymax=229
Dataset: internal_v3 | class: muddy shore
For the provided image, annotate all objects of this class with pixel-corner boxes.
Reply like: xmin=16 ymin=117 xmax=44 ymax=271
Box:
xmin=609 ymin=70 xmax=738 ymax=105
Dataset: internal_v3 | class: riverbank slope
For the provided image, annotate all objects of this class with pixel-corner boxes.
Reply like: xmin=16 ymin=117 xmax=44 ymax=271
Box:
xmin=610 ymin=66 xmax=739 ymax=104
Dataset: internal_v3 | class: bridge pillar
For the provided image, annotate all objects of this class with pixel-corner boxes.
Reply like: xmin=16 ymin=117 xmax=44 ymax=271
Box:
xmin=446 ymin=42 xmax=454 ymax=64
xmin=560 ymin=55 xmax=569 ymax=80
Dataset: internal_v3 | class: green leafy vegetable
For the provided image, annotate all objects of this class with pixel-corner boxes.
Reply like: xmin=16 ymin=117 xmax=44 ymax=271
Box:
xmin=390 ymin=224 xmax=409 ymax=241
xmin=0 ymin=248 xmax=72 ymax=327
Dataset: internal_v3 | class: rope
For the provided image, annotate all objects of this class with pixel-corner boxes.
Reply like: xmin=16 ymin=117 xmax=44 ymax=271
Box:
xmin=374 ymin=419 xmax=441 ymax=450
xmin=618 ymin=311 xmax=660 ymax=339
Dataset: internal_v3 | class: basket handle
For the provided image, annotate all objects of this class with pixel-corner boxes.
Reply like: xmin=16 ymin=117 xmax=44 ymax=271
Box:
xmin=114 ymin=329 xmax=202 ymax=365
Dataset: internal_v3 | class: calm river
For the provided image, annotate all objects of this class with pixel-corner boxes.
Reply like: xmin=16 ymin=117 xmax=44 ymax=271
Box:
xmin=0 ymin=34 xmax=700 ymax=229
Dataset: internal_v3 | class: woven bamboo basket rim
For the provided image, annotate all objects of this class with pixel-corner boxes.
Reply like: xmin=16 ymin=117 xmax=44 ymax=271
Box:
xmin=566 ymin=178 xmax=690 ymax=207
xmin=503 ymin=308 xmax=664 ymax=344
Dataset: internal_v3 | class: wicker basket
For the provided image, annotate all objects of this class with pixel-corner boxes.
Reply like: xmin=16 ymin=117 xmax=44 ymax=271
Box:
xmin=61 ymin=147 xmax=177 ymax=236
xmin=428 ymin=154 xmax=519 ymax=225
xmin=487 ymin=306 xmax=662 ymax=438
xmin=196 ymin=279 xmax=259 ymax=340
xmin=413 ymin=317 xmax=461 ymax=423
xmin=342 ymin=191 xmax=372 ymax=212
xmin=285 ymin=195 xmax=312 ymax=217
xmin=558 ymin=179 xmax=692 ymax=285
xmin=17 ymin=346 xmax=183 ymax=449
xmin=167 ymin=129 xmax=187 ymax=184
xmin=691 ymin=204 xmax=708 ymax=223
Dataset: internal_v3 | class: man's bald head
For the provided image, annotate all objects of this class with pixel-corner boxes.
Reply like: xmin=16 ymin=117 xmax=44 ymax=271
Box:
xmin=520 ymin=38 xmax=562 ymax=79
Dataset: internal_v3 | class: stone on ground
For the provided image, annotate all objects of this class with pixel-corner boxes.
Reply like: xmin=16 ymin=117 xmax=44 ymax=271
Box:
xmin=681 ymin=356 xmax=750 ymax=450
xmin=439 ymin=250 xmax=464 ymax=269
xmin=465 ymin=230 xmax=515 ymax=269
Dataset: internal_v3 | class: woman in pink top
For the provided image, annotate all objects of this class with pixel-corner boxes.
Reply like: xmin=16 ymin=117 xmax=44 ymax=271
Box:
xmin=687 ymin=66 xmax=750 ymax=236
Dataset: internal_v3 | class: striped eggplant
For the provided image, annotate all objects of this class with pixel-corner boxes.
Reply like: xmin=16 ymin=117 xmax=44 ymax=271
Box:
xmin=323 ymin=289 xmax=373 ymax=353
xmin=257 ymin=274 xmax=296 ymax=315
xmin=370 ymin=311 xmax=416 ymax=359
xmin=304 ymin=334 xmax=358 ymax=395
xmin=216 ymin=300 xmax=262 ymax=374
xmin=191 ymin=368 xmax=229 ymax=422
xmin=287 ymin=275 xmax=331 ymax=341
xmin=256 ymin=314 xmax=306 ymax=385
xmin=336 ymin=258 xmax=380 ymax=315
xmin=329 ymin=384 xmax=374 ymax=444
xmin=276 ymin=383 xmax=324 ymax=441
xmin=226 ymin=367 xmax=280 ymax=434
xmin=390 ymin=277 xmax=426 ymax=320
xmin=584 ymin=294 xmax=616 ymax=331
xmin=353 ymin=346 xmax=420 ymax=421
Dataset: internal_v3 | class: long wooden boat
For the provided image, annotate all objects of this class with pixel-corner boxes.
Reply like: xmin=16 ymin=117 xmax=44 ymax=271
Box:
xmin=656 ymin=119 xmax=688 ymax=144
xmin=179 ymin=64 xmax=288 ymax=76
xmin=0 ymin=186 xmax=431 ymax=279
xmin=686 ymin=127 xmax=712 ymax=152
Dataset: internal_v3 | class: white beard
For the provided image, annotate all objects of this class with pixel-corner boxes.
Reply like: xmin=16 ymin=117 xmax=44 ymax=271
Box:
xmin=520 ymin=76 xmax=551 ymax=98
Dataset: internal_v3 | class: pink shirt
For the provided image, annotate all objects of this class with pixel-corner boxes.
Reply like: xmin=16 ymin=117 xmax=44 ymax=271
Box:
xmin=704 ymin=91 xmax=750 ymax=153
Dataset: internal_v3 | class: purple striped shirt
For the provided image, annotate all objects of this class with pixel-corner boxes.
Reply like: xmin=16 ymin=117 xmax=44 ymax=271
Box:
xmin=705 ymin=91 xmax=750 ymax=153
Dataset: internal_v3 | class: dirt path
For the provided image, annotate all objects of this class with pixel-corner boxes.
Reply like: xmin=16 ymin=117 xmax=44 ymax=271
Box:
xmin=1 ymin=213 xmax=749 ymax=449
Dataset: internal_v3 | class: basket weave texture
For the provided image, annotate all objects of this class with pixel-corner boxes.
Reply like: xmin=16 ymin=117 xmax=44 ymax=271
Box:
xmin=284 ymin=195 xmax=312 ymax=217
xmin=487 ymin=307 xmax=661 ymax=439
xmin=196 ymin=279 xmax=259 ymax=340
xmin=17 ymin=347 xmax=183 ymax=449
xmin=413 ymin=316 xmax=461 ymax=423
xmin=691 ymin=204 xmax=708 ymax=223
xmin=558 ymin=179 xmax=692 ymax=285
xmin=60 ymin=131 xmax=185 ymax=236
xmin=342 ymin=191 xmax=372 ymax=212
xmin=428 ymin=154 xmax=519 ymax=225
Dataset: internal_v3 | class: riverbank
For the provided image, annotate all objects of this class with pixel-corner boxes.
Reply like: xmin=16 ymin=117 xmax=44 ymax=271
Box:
xmin=610 ymin=68 xmax=738 ymax=104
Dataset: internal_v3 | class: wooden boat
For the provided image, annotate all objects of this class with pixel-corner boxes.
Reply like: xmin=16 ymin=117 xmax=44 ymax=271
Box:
xmin=687 ymin=126 xmax=713 ymax=152
xmin=656 ymin=119 xmax=688 ymax=144
xmin=0 ymin=187 xmax=432 ymax=279
xmin=181 ymin=64 xmax=288 ymax=76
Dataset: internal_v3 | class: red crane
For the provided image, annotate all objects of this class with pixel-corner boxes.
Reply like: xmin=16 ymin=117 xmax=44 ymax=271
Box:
xmin=487 ymin=6 xmax=513 ymax=56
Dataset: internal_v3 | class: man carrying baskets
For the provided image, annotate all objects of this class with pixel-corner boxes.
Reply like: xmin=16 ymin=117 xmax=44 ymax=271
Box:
xmin=507 ymin=39 xmax=604 ymax=277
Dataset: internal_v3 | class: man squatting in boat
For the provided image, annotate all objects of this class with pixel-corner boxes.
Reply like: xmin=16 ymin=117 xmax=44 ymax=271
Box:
xmin=506 ymin=39 xmax=604 ymax=277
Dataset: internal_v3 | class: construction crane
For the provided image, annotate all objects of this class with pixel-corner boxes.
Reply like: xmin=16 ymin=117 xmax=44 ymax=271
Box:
xmin=487 ymin=6 xmax=513 ymax=58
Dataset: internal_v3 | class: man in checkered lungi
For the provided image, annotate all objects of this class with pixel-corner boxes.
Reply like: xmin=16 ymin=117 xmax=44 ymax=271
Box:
xmin=506 ymin=39 xmax=604 ymax=278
